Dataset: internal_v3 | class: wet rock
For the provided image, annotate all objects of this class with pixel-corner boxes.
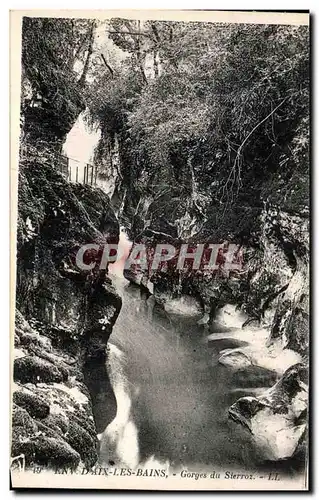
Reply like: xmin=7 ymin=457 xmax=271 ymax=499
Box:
xmin=215 ymin=304 xmax=248 ymax=329
xmin=207 ymin=337 xmax=248 ymax=350
xmin=293 ymin=427 xmax=307 ymax=461
xmin=229 ymin=363 xmax=308 ymax=461
xmin=269 ymin=268 xmax=309 ymax=356
xmin=230 ymin=365 xmax=278 ymax=388
xmin=163 ymin=295 xmax=202 ymax=317
xmin=218 ymin=349 xmax=252 ymax=369
xmin=83 ymin=276 xmax=122 ymax=352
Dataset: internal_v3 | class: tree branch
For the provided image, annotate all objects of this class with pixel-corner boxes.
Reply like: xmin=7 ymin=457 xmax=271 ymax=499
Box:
xmin=78 ymin=21 xmax=95 ymax=88
xmin=222 ymin=97 xmax=288 ymax=204
xmin=100 ymin=53 xmax=114 ymax=77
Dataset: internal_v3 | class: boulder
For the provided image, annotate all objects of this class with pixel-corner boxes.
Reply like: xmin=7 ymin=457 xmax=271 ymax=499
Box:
xmin=13 ymin=391 xmax=50 ymax=419
xmin=229 ymin=363 xmax=308 ymax=461
xmin=12 ymin=404 xmax=38 ymax=435
xmin=12 ymin=435 xmax=81 ymax=470
xmin=65 ymin=420 xmax=98 ymax=468
xmin=218 ymin=349 xmax=252 ymax=369
xmin=11 ymin=314 xmax=101 ymax=471
xmin=163 ymin=295 xmax=202 ymax=317
xmin=14 ymin=356 xmax=67 ymax=384
xmin=215 ymin=304 xmax=248 ymax=329
xmin=230 ymin=365 xmax=278 ymax=388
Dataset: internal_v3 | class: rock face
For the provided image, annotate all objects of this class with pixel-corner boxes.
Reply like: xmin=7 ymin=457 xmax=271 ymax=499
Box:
xmin=12 ymin=312 xmax=98 ymax=470
xmin=223 ymin=208 xmax=309 ymax=463
xmin=12 ymin=150 xmax=122 ymax=470
xmin=122 ymin=202 xmax=309 ymax=352
xmin=229 ymin=363 xmax=308 ymax=461
xmin=117 ymin=194 xmax=309 ymax=463
xmin=16 ymin=148 xmax=121 ymax=353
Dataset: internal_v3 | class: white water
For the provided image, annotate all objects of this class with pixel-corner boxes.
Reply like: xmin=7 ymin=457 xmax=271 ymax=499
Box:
xmin=108 ymin=229 xmax=132 ymax=277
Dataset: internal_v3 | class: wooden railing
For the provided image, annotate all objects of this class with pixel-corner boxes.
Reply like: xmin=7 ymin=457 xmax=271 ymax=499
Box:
xmin=19 ymin=145 xmax=100 ymax=188
xmin=59 ymin=155 xmax=98 ymax=186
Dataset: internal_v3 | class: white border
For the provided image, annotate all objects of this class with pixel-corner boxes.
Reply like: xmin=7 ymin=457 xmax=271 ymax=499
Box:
xmin=3 ymin=2 xmax=316 ymax=499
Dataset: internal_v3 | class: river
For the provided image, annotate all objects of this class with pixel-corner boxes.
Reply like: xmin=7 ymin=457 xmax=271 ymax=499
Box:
xmin=91 ymin=274 xmax=283 ymax=473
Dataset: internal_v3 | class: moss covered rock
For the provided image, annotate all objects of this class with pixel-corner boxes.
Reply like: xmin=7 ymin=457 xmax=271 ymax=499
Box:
xmin=13 ymin=146 xmax=121 ymax=471
xmin=12 ymin=404 xmax=38 ymax=435
xmin=13 ymin=390 xmax=50 ymax=419
xmin=42 ymin=414 xmax=69 ymax=435
xmin=13 ymin=435 xmax=81 ymax=470
xmin=66 ymin=420 xmax=98 ymax=468
xmin=19 ymin=331 xmax=52 ymax=352
xmin=14 ymin=356 xmax=67 ymax=384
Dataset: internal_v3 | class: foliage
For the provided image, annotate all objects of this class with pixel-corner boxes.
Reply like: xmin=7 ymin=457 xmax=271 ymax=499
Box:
xmin=20 ymin=18 xmax=309 ymax=242
xmin=21 ymin=17 xmax=96 ymax=147
xmin=86 ymin=21 xmax=309 ymax=243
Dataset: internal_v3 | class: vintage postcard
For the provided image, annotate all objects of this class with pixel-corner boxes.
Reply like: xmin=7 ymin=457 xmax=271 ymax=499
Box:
xmin=10 ymin=9 xmax=310 ymax=490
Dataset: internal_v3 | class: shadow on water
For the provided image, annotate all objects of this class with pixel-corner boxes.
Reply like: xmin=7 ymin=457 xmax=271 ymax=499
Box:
xmin=84 ymin=360 xmax=117 ymax=434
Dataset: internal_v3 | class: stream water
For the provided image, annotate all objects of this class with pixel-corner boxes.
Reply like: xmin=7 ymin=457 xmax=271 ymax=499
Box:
xmin=64 ymin=123 xmax=305 ymax=479
xmin=90 ymin=274 xmax=282 ymax=473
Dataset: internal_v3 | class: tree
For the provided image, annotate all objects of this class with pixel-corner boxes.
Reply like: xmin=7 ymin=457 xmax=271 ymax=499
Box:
xmin=21 ymin=17 xmax=96 ymax=151
xmin=87 ymin=20 xmax=309 ymax=242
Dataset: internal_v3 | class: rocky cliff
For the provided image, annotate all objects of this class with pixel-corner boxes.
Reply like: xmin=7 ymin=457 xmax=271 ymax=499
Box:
xmin=123 ymin=198 xmax=309 ymax=461
xmin=12 ymin=148 xmax=121 ymax=470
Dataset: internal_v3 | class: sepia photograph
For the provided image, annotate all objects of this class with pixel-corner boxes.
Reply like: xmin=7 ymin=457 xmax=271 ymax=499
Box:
xmin=9 ymin=10 xmax=310 ymax=490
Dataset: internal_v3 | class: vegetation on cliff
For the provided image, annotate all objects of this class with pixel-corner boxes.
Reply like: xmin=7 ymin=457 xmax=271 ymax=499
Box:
xmin=86 ymin=21 xmax=309 ymax=242
xmin=21 ymin=17 xmax=96 ymax=149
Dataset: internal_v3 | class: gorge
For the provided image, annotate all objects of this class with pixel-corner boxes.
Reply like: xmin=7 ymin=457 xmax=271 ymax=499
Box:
xmin=11 ymin=15 xmax=309 ymax=483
